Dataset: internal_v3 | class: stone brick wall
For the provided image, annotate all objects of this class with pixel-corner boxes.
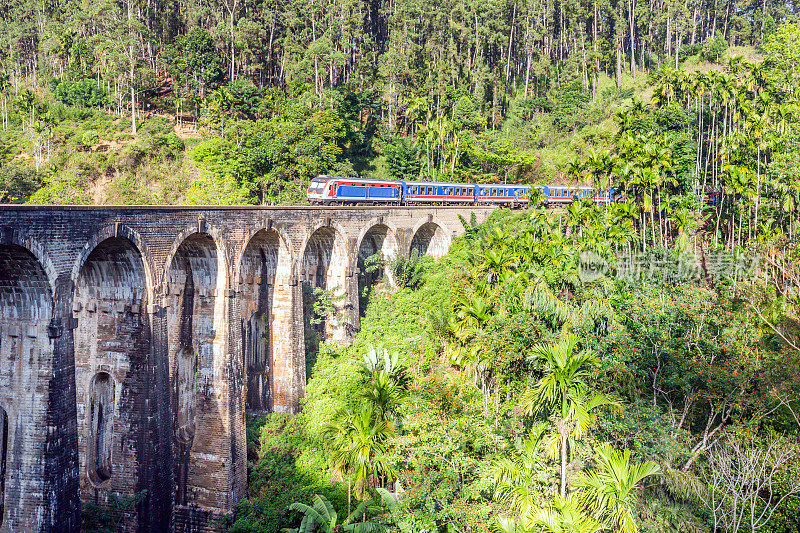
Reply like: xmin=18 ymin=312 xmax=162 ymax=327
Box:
xmin=0 ymin=205 xmax=493 ymax=532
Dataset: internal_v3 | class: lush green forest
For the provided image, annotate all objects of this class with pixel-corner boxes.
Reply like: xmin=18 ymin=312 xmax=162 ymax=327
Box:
xmin=0 ymin=0 xmax=799 ymax=208
xmin=233 ymin=206 xmax=800 ymax=533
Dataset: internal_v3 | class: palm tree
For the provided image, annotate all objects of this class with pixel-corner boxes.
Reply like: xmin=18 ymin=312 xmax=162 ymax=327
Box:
xmin=360 ymin=346 xmax=409 ymax=422
xmin=584 ymin=149 xmax=615 ymax=190
xmin=489 ymin=423 xmax=551 ymax=516
xmin=722 ymin=164 xmax=754 ymax=246
xmin=324 ymin=405 xmax=395 ymax=512
xmin=481 ymin=248 xmax=516 ymax=285
xmin=285 ymin=493 xmax=387 ymax=533
xmin=520 ymin=335 xmax=620 ymax=498
xmin=454 ymin=295 xmax=494 ymax=340
xmin=528 ymin=494 xmax=606 ymax=533
xmin=566 ymin=158 xmax=587 ymax=187
xmin=576 ymin=444 xmax=660 ymax=533
xmin=565 ymin=202 xmax=587 ymax=238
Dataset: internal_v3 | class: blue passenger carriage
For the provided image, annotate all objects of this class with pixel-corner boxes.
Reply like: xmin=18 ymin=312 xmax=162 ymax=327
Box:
xmin=477 ymin=184 xmax=531 ymax=206
xmin=403 ymin=182 xmax=477 ymax=204
xmin=541 ymin=185 xmax=612 ymax=205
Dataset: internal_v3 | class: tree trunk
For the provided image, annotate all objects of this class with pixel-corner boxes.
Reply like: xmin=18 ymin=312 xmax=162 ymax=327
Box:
xmin=560 ymin=431 xmax=567 ymax=498
xmin=629 ymin=0 xmax=636 ymax=78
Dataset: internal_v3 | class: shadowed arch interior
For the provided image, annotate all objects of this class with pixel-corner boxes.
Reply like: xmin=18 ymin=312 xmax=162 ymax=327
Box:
xmin=357 ymin=224 xmax=397 ymax=316
xmin=165 ymin=232 xmax=223 ymax=509
xmin=0 ymin=244 xmax=52 ymax=529
xmin=73 ymin=236 xmax=155 ymax=527
xmin=301 ymin=226 xmax=347 ymax=374
xmin=239 ymin=229 xmax=288 ymax=413
xmin=410 ymin=222 xmax=448 ymax=258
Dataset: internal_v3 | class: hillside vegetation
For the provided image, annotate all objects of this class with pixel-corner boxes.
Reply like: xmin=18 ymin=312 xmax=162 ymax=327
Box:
xmin=235 ymin=206 xmax=800 ymax=532
xmin=0 ymin=0 xmax=798 ymax=205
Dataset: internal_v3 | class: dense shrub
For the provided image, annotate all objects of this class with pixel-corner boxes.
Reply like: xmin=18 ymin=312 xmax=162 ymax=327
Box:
xmin=0 ymin=162 xmax=40 ymax=202
xmin=52 ymin=79 xmax=108 ymax=108
xmin=551 ymin=82 xmax=591 ymax=132
xmin=385 ymin=136 xmax=420 ymax=179
xmin=701 ymin=31 xmax=729 ymax=62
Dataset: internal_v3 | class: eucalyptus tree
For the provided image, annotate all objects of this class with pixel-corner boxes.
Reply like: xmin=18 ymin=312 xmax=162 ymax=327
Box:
xmin=0 ymin=71 xmax=9 ymax=129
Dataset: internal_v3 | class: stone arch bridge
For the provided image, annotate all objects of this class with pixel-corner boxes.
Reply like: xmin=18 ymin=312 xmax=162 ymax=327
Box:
xmin=0 ymin=205 xmax=493 ymax=532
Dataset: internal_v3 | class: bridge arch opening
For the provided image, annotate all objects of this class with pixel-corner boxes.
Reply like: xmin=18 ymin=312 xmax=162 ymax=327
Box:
xmin=357 ymin=224 xmax=398 ymax=317
xmin=300 ymin=226 xmax=347 ymax=373
xmin=0 ymin=244 xmax=52 ymax=528
xmin=410 ymin=222 xmax=449 ymax=258
xmin=87 ymin=372 xmax=114 ymax=484
xmin=238 ymin=229 xmax=291 ymax=413
xmin=74 ymin=236 xmax=152 ymax=524
xmin=165 ymin=232 xmax=224 ymax=508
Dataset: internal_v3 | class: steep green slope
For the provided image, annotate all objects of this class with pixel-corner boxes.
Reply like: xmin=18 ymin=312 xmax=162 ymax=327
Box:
xmin=234 ymin=208 xmax=800 ymax=532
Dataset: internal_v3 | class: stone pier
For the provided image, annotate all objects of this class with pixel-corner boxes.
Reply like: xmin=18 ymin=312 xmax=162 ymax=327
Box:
xmin=0 ymin=205 xmax=493 ymax=532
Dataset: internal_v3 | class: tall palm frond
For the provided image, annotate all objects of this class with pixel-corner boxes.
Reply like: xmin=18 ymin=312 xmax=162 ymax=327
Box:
xmin=576 ymin=444 xmax=661 ymax=533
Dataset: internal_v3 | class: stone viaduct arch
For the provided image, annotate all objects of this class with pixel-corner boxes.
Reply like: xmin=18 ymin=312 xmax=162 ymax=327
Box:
xmin=0 ymin=243 xmax=53 ymax=532
xmin=0 ymin=205 xmax=493 ymax=532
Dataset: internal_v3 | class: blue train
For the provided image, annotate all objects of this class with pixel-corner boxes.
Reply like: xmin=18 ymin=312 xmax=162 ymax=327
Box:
xmin=307 ymin=176 xmax=614 ymax=207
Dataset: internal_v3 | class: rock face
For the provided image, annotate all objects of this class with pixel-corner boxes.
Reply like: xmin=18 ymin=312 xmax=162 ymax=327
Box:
xmin=0 ymin=205 xmax=493 ymax=532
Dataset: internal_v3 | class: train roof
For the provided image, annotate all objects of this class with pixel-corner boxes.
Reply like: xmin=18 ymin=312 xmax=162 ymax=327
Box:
xmin=404 ymin=181 xmax=476 ymax=187
xmin=405 ymin=181 xmax=531 ymax=188
xmin=314 ymin=176 xmax=401 ymax=185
